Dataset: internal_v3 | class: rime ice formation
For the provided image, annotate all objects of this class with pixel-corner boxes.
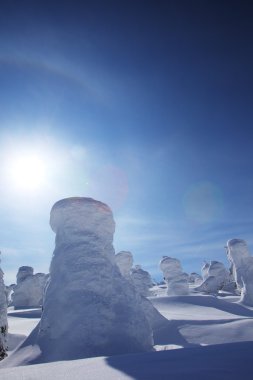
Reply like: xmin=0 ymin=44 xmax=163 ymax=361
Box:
xmin=116 ymin=252 xmax=166 ymax=331
xmin=29 ymin=197 xmax=153 ymax=363
xmin=226 ymin=239 xmax=250 ymax=290
xmin=226 ymin=239 xmax=253 ymax=305
xmin=0 ymin=255 xmax=8 ymax=360
xmin=16 ymin=266 xmax=34 ymax=285
xmin=5 ymin=284 xmax=15 ymax=306
xmin=159 ymin=256 xmax=189 ymax=296
xmin=239 ymin=256 xmax=253 ymax=306
xmin=130 ymin=265 xmax=153 ymax=297
xmin=201 ymin=262 xmax=210 ymax=281
xmin=188 ymin=272 xmax=203 ymax=285
xmin=115 ymin=251 xmax=133 ymax=279
xmin=195 ymin=261 xmax=228 ymax=294
xmin=12 ymin=268 xmax=47 ymax=309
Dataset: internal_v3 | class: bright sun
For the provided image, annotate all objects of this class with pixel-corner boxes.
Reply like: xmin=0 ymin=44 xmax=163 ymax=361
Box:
xmin=8 ymin=153 xmax=47 ymax=191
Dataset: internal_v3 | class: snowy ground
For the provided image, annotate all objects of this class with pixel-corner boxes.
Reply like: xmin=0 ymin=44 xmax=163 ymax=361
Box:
xmin=1 ymin=288 xmax=253 ymax=379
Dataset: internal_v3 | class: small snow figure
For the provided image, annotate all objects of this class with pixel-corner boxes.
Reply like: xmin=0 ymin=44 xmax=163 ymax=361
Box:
xmin=227 ymin=239 xmax=253 ymax=305
xmin=12 ymin=267 xmax=47 ymax=309
xmin=130 ymin=265 xmax=153 ymax=297
xmin=115 ymin=251 xmax=133 ymax=280
xmin=16 ymin=266 xmax=34 ymax=285
xmin=188 ymin=272 xmax=202 ymax=285
xmin=35 ymin=197 xmax=153 ymax=363
xmin=0 ymin=252 xmax=8 ymax=360
xmin=195 ymin=261 xmax=229 ymax=294
xmin=159 ymin=256 xmax=189 ymax=296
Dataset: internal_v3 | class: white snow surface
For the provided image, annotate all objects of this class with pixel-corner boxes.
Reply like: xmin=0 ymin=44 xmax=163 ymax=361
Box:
xmin=1 ymin=290 xmax=253 ymax=379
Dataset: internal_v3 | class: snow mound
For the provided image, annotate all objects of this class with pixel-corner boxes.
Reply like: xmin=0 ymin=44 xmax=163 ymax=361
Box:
xmin=11 ymin=197 xmax=153 ymax=364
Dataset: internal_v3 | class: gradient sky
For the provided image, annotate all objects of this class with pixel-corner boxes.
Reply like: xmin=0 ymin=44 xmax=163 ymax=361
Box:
xmin=1 ymin=0 xmax=253 ymax=284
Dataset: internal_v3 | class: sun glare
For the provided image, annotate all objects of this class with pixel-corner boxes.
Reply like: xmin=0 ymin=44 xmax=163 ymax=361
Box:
xmin=8 ymin=153 xmax=47 ymax=191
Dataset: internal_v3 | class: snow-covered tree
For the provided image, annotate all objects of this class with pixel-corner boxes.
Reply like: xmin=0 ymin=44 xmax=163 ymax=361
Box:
xmin=226 ymin=239 xmax=250 ymax=291
xmin=159 ymin=256 xmax=189 ymax=296
xmin=34 ymin=197 xmax=153 ymax=363
xmin=227 ymin=239 xmax=253 ymax=305
xmin=16 ymin=266 xmax=34 ymax=285
xmin=12 ymin=268 xmax=47 ymax=309
xmin=115 ymin=251 xmax=133 ymax=280
xmin=0 ymin=253 xmax=8 ymax=360
xmin=130 ymin=265 xmax=153 ymax=297
xmin=115 ymin=252 xmax=166 ymax=330
xmin=201 ymin=262 xmax=210 ymax=281
xmin=195 ymin=261 xmax=229 ymax=294
xmin=188 ymin=272 xmax=202 ymax=285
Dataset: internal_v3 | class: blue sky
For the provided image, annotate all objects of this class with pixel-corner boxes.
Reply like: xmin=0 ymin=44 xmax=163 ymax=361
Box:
xmin=1 ymin=1 xmax=253 ymax=283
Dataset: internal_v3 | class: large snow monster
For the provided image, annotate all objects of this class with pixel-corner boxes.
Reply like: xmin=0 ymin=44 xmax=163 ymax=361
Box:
xmin=226 ymin=239 xmax=253 ymax=306
xmin=20 ymin=197 xmax=153 ymax=364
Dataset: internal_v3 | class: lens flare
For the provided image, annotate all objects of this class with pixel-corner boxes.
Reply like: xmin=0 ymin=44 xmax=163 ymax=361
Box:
xmin=8 ymin=153 xmax=46 ymax=191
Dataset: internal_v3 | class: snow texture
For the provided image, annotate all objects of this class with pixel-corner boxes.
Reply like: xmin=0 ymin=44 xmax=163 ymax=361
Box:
xmin=0 ymin=254 xmax=8 ymax=360
xmin=195 ymin=261 xmax=228 ymax=294
xmin=159 ymin=256 xmax=189 ymax=296
xmin=16 ymin=197 xmax=153 ymax=364
xmin=12 ymin=269 xmax=47 ymax=309
xmin=16 ymin=266 xmax=34 ymax=285
xmin=130 ymin=265 xmax=153 ymax=297
xmin=201 ymin=262 xmax=210 ymax=281
xmin=5 ymin=285 xmax=15 ymax=306
xmin=115 ymin=252 xmax=166 ymax=329
xmin=226 ymin=239 xmax=253 ymax=306
xmin=115 ymin=251 xmax=133 ymax=280
xmin=188 ymin=272 xmax=202 ymax=285
xmin=226 ymin=239 xmax=250 ymax=291
xmin=2 ymin=292 xmax=253 ymax=379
